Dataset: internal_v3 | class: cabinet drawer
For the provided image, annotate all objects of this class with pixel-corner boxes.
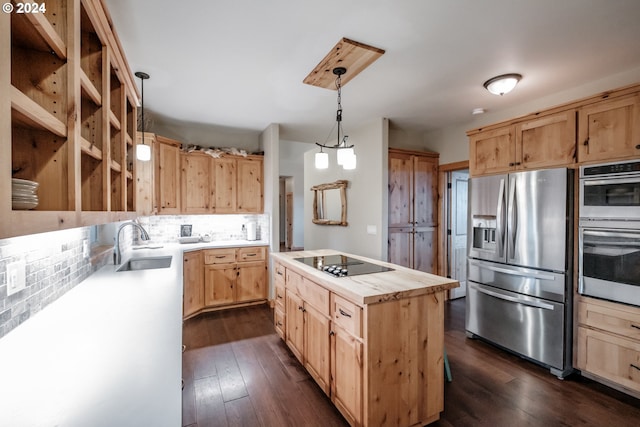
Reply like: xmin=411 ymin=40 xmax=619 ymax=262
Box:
xmin=274 ymin=281 xmax=286 ymax=309
xmin=203 ymin=248 xmax=237 ymax=264
xmin=331 ymin=294 xmax=362 ymax=338
xmin=301 ymin=278 xmax=329 ymax=316
xmin=577 ymin=326 xmax=640 ymax=393
xmin=578 ymin=299 xmax=640 ymax=340
xmin=274 ymin=262 xmax=286 ymax=282
xmin=274 ymin=306 xmax=286 ymax=340
xmin=238 ymin=246 xmax=266 ymax=262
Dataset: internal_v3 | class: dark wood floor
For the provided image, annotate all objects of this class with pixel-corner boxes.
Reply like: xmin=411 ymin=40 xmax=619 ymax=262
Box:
xmin=182 ymin=298 xmax=640 ymax=427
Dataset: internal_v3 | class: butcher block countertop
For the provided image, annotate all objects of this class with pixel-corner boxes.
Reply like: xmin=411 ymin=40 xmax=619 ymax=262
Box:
xmin=271 ymin=249 xmax=458 ymax=306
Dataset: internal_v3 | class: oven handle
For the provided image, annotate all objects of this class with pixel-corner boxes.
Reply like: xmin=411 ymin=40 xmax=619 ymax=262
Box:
xmin=583 ymin=230 xmax=640 ymax=240
xmin=470 ymin=282 xmax=555 ymax=310
xmin=583 ymin=177 xmax=640 ymax=186
xmin=469 ymin=260 xmax=556 ymax=281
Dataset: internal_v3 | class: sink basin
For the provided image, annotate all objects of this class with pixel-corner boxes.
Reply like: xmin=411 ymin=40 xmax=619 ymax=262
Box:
xmin=117 ymin=256 xmax=172 ymax=272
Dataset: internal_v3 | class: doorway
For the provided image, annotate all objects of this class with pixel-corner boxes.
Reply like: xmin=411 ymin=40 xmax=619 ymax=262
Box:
xmin=440 ymin=163 xmax=469 ymax=299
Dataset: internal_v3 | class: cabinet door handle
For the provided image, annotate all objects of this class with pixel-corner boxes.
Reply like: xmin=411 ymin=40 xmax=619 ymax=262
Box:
xmin=277 ymin=270 xmax=283 ymax=276
xmin=631 ymin=364 xmax=640 ymax=372
xmin=329 ymin=330 xmax=335 ymax=336
xmin=338 ymin=308 xmax=352 ymax=318
xmin=636 ymin=144 xmax=640 ymax=150
xmin=583 ymin=138 xmax=589 ymax=146
xmin=509 ymin=162 xmax=515 ymax=167
xmin=246 ymin=253 xmax=257 ymax=257
xmin=631 ymin=324 xmax=640 ymax=330
xmin=277 ymin=321 xmax=283 ymax=326
xmin=215 ymin=255 xmax=226 ymax=259
xmin=277 ymin=293 xmax=283 ymax=299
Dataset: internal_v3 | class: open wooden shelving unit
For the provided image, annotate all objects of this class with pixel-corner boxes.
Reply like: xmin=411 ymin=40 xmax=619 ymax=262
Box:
xmin=1 ymin=0 xmax=139 ymax=238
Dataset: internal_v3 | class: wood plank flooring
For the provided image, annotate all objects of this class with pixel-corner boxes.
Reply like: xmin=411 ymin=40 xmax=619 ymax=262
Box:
xmin=182 ymin=299 xmax=640 ymax=427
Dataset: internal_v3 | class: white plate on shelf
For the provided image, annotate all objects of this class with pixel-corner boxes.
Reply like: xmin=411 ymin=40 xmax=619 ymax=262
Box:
xmin=12 ymin=178 xmax=39 ymax=188
xmin=12 ymin=200 xmax=38 ymax=210
xmin=12 ymin=188 xmax=38 ymax=197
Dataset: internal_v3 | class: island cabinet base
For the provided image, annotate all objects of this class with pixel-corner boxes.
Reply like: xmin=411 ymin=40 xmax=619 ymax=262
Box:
xmin=272 ymin=251 xmax=455 ymax=427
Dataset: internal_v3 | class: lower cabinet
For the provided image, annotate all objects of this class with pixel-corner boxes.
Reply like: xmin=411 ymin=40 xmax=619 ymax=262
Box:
xmin=576 ymin=297 xmax=640 ymax=396
xmin=283 ymin=269 xmax=363 ymax=425
xmin=183 ymin=246 xmax=268 ymax=320
xmin=183 ymin=251 xmax=204 ymax=318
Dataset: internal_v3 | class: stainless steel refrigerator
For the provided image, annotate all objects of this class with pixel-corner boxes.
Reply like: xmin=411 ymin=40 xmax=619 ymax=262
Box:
xmin=465 ymin=167 xmax=573 ymax=378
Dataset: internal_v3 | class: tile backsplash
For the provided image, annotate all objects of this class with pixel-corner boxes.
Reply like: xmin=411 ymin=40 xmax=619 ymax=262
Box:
xmin=0 ymin=227 xmax=111 ymax=339
xmin=138 ymin=214 xmax=269 ymax=243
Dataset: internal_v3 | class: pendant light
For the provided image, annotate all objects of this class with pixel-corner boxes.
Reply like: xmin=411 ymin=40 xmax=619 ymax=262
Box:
xmin=135 ymin=71 xmax=151 ymax=161
xmin=314 ymin=67 xmax=356 ymax=170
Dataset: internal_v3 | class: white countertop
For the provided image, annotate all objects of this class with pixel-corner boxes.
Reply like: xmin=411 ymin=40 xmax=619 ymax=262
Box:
xmin=0 ymin=239 xmax=268 ymax=427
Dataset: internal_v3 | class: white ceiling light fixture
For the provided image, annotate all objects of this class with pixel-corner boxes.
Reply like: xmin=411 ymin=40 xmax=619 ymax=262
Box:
xmin=483 ymin=73 xmax=522 ymax=96
xmin=314 ymin=67 xmax=357 ymax=170
xmin=135 ymin=71 xmax=151 ymax=162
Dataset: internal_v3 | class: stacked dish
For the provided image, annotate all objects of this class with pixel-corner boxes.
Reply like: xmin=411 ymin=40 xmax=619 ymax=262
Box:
xmin=12 ymin=178 xmax=39 ymax=210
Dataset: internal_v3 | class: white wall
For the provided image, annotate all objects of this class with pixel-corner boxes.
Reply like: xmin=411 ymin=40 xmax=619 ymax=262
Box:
xmin=279 ymin=140 xmax=313 ymax=249
xmin=304 ymin=118 xmax=389 ymax=260
xmin=259 ymin=123 xmax=279 ymax=256
xmin=424 ymin=67 xmax=640 ymax=164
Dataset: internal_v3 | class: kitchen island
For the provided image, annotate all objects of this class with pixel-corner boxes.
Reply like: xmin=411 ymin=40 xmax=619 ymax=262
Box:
xmin=271 ymin=249 xmax=459 ymax=427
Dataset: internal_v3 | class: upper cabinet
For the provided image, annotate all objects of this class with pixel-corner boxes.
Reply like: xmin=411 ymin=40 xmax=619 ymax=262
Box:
xmin=469 ymin=110 xmax=576 ymax=176
xmin=153 ymin=141 xmax=264 ymax=215
xmin=2 ymin=0 xmax=139 ymax=238
xmin=468 ymin=84 xmax=640 ymax=177
xmin=578 ymin=93 xmax=640 ymax=163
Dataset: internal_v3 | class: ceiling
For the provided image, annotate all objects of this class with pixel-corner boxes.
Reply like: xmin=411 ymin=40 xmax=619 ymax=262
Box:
xmin=104 ymin=0 xmax=640 ymax=144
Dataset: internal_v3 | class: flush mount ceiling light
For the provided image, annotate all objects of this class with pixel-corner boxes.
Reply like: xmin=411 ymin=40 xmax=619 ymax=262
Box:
xmin=483 ymin=73 xmax=522 ymax=96
xmin=314 ymin=67 xmax=357 ymax=170
xmin=135 ymin=71 xmax=151 ymax=162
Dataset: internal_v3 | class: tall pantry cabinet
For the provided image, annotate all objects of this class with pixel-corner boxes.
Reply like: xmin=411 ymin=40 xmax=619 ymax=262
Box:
xmin=388 ymin=148 xmax=439 ymax=274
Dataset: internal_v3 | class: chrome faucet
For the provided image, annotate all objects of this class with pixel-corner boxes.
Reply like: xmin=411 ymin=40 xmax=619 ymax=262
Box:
xmin=114 ymin=220 xmax=150 ymax=265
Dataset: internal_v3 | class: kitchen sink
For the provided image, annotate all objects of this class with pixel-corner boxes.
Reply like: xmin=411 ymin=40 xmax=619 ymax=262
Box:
xmin=117 ymin=256 xmax=172 ymax=272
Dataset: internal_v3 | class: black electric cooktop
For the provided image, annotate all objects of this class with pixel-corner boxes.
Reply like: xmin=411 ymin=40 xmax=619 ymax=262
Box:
xmin=294 ymin=254 xmax=393 ymax=278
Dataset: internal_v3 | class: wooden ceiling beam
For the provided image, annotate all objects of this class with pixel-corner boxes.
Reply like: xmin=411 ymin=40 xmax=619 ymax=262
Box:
xmin=303 ymin=38 xmax=385 ymax=89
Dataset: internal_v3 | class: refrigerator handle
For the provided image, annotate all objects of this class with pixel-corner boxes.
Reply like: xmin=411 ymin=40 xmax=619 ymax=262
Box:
xmin=470 ymin=282 xmax=555 ymax=310
xmin=507 ymin=176 xmax=518 ymax=260
xmin=496 ymin=178 xmax=506 ymax=257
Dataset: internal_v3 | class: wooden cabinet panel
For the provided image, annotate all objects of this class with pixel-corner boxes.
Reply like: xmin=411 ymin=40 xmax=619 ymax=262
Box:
xmin=213 ymin=157 xmax=236 ymax=213
xmin=285 ymin=290 xmax=304 ymax=363
xmin=274 ymin=281 xmax=285 ymax=308
xmin=331 ymin=294 xmax=362 ymax=339
xmin=237 ymin=158 xmax=264 ymax=213
xmin=237 ymin=246 xmax=266 ymax=262
xmin=331 ymin=324 xmax=363 ymax=427
xmin=156 ymin=136 xmax=181 ymax=214
xmin=516 ymin=110 xmax=576 ymax=169
xmin=236 ymin=261 xmax=266 ymax=302
xmin=413 ymin=155 xmax=438 ymax=226
xmin=135 ymin=133 xmax=156 ymax=215
xmin=388 ymin=149 xmax=438 ymax=274
xmin=203 ymin=248 xmax=236 ymax=265
xmin=304 ymin=304 xmax=331 ymax=394
xmin=300 ymin=277 xmax=330 ymax=315
xmin=183 ymin=251 xmax=204 ymax=318
xmin=388 ymin=227 xmax=413 ymax=269
xmin=577 ymin=327 xmax=640 ymax=393
xmin=204 ymin=264 xmax=235 ymax=307
xmin=414 ymin=227 xmax=437 ymax=274
xmin=181 ymin=152 xmax=212 ymax=213
xmin=388 ymin=152 xmax=413 ymax=227
xmin=469 ymin=126 xmax=515 ymax=176
xmin=578 ymin=94 xmax=640 ymax=163
xmin=274 ymin=306 xmax=286 ymax=340
xmin=578 ymin=298 xmax=640 ymax=340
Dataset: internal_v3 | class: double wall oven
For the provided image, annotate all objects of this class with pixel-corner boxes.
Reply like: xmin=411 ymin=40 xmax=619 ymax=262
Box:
xmin=579 ymin=160 xmax=640 ymax=307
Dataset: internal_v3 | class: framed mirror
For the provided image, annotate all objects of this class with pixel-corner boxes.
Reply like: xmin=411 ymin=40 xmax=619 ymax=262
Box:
xmin=311 ymin=180 xmax=348 ymax=226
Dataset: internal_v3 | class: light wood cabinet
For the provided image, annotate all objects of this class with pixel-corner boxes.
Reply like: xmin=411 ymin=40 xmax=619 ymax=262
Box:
xmin=213 ymin=157 xmax=236 ymax=213
xmin=237 ymin=157 xmax=264 ymax=213
xmin=578 ymin=93 xmax=640 ymax=163
xmin=155 ymin=136 xmax=181 ymax=214
xmin=1 ymin=0 xmax=138 ymax=239
xmin=181 ymin=152 xmax=212 ymax=213
xmin=388 ymin=149 xmax=438 ymax=273
xmin=576 ymin=297 xmax=640 ymax=396
xmin=184 ymin=246 xmax=268 ymax=319
xmin=183 ymin=251 xmax=204 ymax=318
xmin=285 ymin=269 xmax=331 ymax=394
xmin=469 ymin=110 xmax=576 ymax=176
xmin=273 ymin=257 xmax=447 ymax=427
xmin=135 ymin=133 xmax=156 ymax=215
xmin=273 ymin=262 xmax=286 ymax=339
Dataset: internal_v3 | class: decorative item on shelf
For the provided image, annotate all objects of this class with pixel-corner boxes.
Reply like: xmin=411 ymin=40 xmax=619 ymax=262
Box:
xmin=11 ymin=178 xmax=39 ymax=210
xmin=135 ymin=71 xmax=151 ymax=161
xmin=483 ymin=73 xmax=522 ymax=96
xmin=314 ymin=67 xmax=357 ymax=170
